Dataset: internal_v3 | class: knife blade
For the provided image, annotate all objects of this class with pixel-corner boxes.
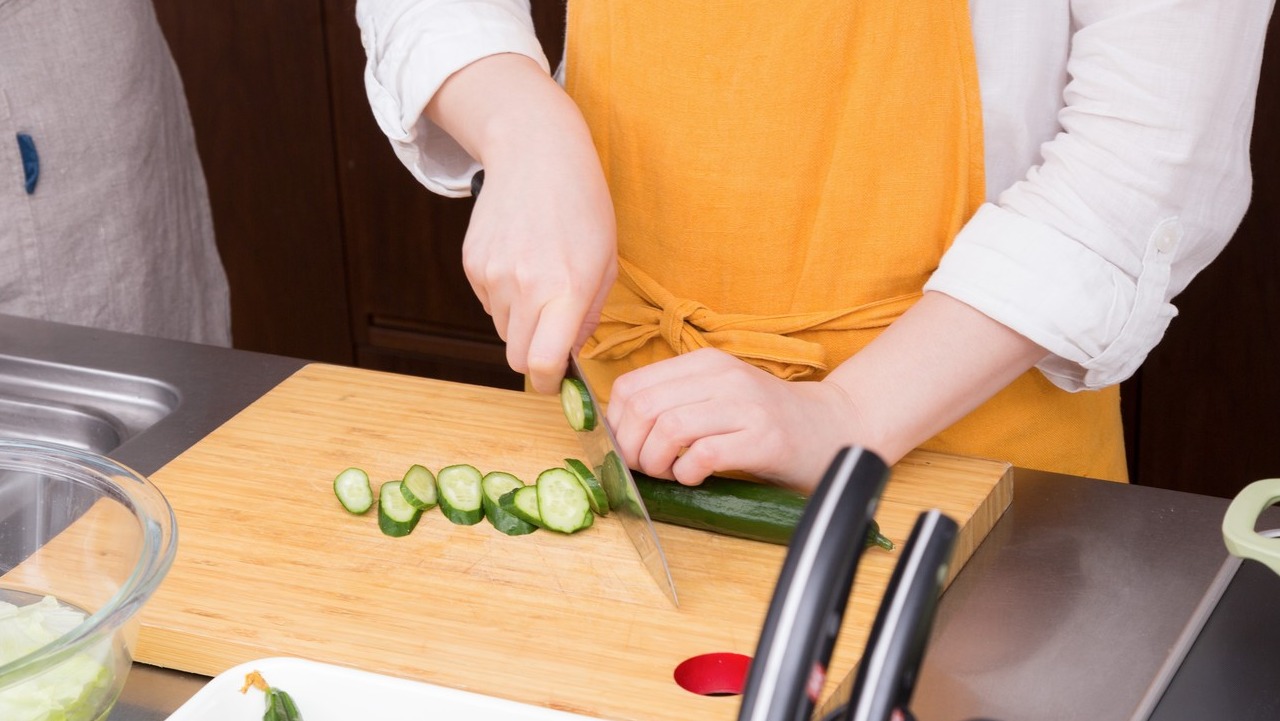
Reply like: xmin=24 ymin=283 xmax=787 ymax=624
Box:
xmin=565 ymin=355 xmax=679 ymax=607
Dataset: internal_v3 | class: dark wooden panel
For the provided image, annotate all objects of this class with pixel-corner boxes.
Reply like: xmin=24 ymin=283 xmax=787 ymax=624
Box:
xmin=357 ymin=347 xmax=523 ymax=390
xmin=323 ymin=0 xmax=492 ymax=373
xmin=152 ymin=0 xmax=354 ymax=364
xmin=1125 ymin=11 xmax=1280 ymax=498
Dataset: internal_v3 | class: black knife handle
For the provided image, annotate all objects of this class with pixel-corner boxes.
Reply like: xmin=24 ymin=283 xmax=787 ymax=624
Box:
xmin=840 ymin=508 xmax=958 ymax=721
xmin=737 ymin=446 xmax=890 ymax=721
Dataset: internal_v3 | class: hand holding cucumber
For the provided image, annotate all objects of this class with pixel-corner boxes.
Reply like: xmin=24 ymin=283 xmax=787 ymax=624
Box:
xmin=605 ymin=347 xmax=864 ymax=493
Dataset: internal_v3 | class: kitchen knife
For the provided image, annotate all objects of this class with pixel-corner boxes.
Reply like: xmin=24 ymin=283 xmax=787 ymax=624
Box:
xmin=736 ymin=447 xmax=890 ymax=721
xmin=838 ymin=508 xmax=957 ymax=721
xmin=565 ymin=355 xmax=679 ymax=607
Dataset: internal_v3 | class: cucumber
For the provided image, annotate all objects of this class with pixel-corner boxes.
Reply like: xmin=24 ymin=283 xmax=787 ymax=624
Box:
xmin=482 ymin=471 xmax=537 ymax=536
xmin=564 ymin=458 xmax=609 ymax=515
xmin=399 ymin=464 xmax=438 ymax=510
xmin=436 ymin=464 xmax=485 ymax=525
xmin=560 ymin=377 xmax=596 ymax=431
xmin=333 ymin=467 xmax=374 ymax=514
xmin=378 ymin=480 xmax=422 ymax=536
xmin=536 ymin=467 xmax=594 ymax=533
xmin=632 ymin=471 xmax=894 ymax=550
xmin=500 ymin=485 xmax=544 ymax=527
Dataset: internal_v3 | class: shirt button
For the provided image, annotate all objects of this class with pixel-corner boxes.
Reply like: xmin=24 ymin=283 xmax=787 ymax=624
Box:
xmin=1153 ymin=220 xmax=1181 ymax=254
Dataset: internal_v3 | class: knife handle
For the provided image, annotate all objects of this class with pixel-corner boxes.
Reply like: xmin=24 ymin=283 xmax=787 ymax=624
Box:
xmin=736 ymin=446 xmax=890 ymax=721
xmin=839 ymin=509 xmax=958 ymax=721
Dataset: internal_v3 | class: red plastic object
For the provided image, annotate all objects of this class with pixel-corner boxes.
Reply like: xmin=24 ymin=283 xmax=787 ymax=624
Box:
xmin=673 ymin=652 xmax=753 ymax=696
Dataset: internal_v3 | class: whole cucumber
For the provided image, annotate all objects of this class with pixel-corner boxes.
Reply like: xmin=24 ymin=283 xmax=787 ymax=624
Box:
xmin=631 ymin=472 xmax=893 ymax=550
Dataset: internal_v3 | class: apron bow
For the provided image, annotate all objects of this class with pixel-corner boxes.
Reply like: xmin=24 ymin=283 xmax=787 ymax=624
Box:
xmin=584 ymin=259 xmax=921 ymax=381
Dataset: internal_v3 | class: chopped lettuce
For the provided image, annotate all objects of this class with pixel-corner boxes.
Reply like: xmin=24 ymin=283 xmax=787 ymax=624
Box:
xmin=0 ymin=596 xmax=115 ymax=721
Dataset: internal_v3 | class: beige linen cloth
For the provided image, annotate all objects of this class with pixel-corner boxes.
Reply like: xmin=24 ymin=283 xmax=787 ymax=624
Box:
xmin=0 ymin=0 xmax=230 ymax=345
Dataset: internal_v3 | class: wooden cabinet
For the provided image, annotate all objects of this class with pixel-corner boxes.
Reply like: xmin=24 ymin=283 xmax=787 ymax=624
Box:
xmin=1120 ymin=13 xmax=1280 ymax=497
xmin=153 ymin=0 xmax=567 ymax=390
xmin=151 ymin=0 xmax=354 ymax=366
xmin=152 ymin=1 xmax=1278 ymax=498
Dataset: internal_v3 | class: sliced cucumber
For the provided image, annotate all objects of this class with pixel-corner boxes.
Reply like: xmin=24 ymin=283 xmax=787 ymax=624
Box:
xmin=378 ymin=480 xmax=422 ymax=537
xmin=481 ymin=471 xmax=537 ymax=536
xmin=333 ymin=467 xmax=374 ymax=514
xmin=564 ymin=458 xmax=609 ymax=515
xmin=501 ymin=485 xmax=544 ymax=527
xmin=400 ymin=464 xmax=438 ymax=510
xmin=536 ymin=467 xmax=594 ymax=534
xmin=560 ymin=377 xmax=596 ymax=431
xmin=436 ymin=464 xmax=484 ymax=525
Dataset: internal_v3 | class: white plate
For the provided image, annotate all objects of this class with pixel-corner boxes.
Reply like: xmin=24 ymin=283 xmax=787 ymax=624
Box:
xmin=165 ymin=657 xmax=604 ymax=721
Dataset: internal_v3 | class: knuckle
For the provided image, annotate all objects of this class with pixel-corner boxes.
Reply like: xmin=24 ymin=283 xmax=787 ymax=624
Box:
xmin=650 ymin=412 xmax=688 ymax=445
xmin=629 ymin=390 xmax=664 ymax=422
xmin=525 ymin=353 xmax=561 ymax=379
xmin=676 ymin=445 xmax=718 ymax=484
xmin=610 ymin=374 xmax=638 ymax=402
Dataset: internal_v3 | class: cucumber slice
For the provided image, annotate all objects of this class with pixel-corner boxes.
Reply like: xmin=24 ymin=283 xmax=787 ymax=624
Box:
xmin=333 ymin=467 xmax=374 ymax=514
xmin=500 ymin=485 xmax=544 ymax=527
xmin=399 ymin=464 xmax=438 ymax=510
xmin=481 ymin=471 xmax=537 ymax=536
xmin=536 ymin=467 xmax=594 ymax=533
xmin=436 ymin=464 xmax=484 ymax=525
xmin=378 ymin=481 xmax=422 ymax=537
xmin=564 ymin=458 xmax=609 ymax=515
xmin=560 ymin=377 xmax=596 ymax=431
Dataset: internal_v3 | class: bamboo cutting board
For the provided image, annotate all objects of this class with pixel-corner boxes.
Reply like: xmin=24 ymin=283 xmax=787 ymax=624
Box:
xmin=137 ymin=363 xmax=1011 ymax=721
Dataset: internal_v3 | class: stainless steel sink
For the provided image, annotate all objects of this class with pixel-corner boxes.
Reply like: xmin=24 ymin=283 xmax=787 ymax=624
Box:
xmin=0 ymin=314 xmax=306 ymax=578
xmin=0 ymin=354 xmax=178 ymax=454
xmin=0 ymin=313 xmax=306 ymax=477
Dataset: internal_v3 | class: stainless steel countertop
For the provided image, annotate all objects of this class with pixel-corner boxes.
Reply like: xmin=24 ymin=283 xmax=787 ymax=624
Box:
xmin=912 ymin=471 xmax=1239 ymax=720
xmin=2 ymin=315 xmax=1266 ymax=721
xmin=113 ymin=469 xmax=1266 ymax=721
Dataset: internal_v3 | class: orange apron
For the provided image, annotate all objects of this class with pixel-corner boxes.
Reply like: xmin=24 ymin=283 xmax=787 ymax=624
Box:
xmin=563 ymin=0 xmax=1128 ymax=481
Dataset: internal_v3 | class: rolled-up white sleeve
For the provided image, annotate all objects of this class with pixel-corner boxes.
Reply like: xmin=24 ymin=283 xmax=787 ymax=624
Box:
xmin=356 ymin=0 xmax=549 ymax=197
xmin=925 ymin=0 xmax=1274 ymax=391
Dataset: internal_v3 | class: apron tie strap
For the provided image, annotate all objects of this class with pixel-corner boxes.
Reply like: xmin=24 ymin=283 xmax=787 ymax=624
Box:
xmin=584 ymin=259 xmax=921 ymax=380
xmin=660 ymin=296 xmax=707 ymax=353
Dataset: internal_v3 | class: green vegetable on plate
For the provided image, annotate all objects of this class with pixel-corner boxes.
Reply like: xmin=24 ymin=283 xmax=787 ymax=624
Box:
xmin=241 ymin=671 xmax=303 ymax=721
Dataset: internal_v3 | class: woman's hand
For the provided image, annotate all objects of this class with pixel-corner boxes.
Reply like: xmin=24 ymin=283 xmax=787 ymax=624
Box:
xmin=604 ymin=293 xmax=1049 ymax=493
xmin=605 ymin=348 xmax=863 ymax=493
xmin=427 ymin=54 xmax=616 ymax=393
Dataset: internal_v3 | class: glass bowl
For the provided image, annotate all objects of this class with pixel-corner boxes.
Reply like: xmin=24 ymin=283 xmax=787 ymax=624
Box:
xmin=0 ymin=439 xmax=177 ymax=721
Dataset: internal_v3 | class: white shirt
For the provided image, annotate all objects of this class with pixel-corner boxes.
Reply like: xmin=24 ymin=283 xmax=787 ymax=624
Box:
xmin=355 ymin=0 xmax=1274 ymax=391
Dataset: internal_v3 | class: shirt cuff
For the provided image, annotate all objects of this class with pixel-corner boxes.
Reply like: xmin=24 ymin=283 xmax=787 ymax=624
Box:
xmin=359 ymin=1 xmax=550 ymax=197
xmin=924 ymin=203 xmax=1180 ymax=392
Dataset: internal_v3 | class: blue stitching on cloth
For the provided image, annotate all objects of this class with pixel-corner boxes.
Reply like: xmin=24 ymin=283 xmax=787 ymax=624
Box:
xmin=16 ymin=133 xmax=38 ymax=194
